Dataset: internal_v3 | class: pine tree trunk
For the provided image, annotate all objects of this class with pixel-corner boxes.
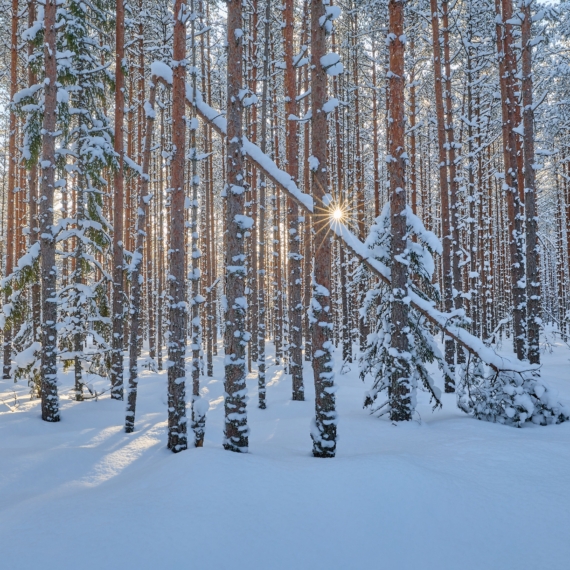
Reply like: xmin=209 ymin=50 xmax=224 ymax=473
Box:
xmin=224 ymin=0 xmax=249 ymax=451
xmin=442 ymin=0 xmax=464 ymax=371
xmin=256 ymin=0 xmax=271 ymax=410
xmin=167 ymin=0 xmax=188 ymax=452
xmin=496 ymin=0 xmax=526 ymax=360
xmin=310 ymin=0 xmax=336 ymax=457
xmin=28 ymin=0 xmax=40 ymax=347
xmin=189 ymin=4 xmax=205 ymax=447
xmin=125 ymin=76 xmax=157 ymax=433
xmin=429 ymin=0 xmax=455 ymax=391
xmin=39 ymin=0 xmax=60 ymax=422
xmin=284 ymin=0 xmax=304 ymax=400
xmin=387 ymin=0 xmax=411 ymax=422
xmin=3 ymin=0 xmax=18 ymax=380
xmin=521 ymin=0 xmax=540 ymax=365
xmin=111 ymin=0 xmax=126 ymax=399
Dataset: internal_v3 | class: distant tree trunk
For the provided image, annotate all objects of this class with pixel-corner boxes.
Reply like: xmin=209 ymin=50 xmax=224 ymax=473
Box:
xmin=429 ymin=0 xmax=455 ymax=391
xmin=521 ymin=0 xmax=540 ymax=364
xmin=442 ymin=0 xmax=464 ymax=371
xmin=224 ymin=0 xmax=249 ymax=451
xmin=39 ymin=0 xmax=60 ymax=422
xmin=371 ymin=39 xmax=380 ymax=219
xmin=387 ymin=0 xmax=410 ymax=421
xmin=3 ymin=0 xmax=18 ymax=379
xmin=167 ymin=0 xmax=188 ymax=453
xmin=125 ymin=75 xmax=157 ymax=433
xmin=496 ymin=0 xmax=526 ymax=360
xmin=111 ymin=0 xmax=126 ymax=399
xmin=249 ymin=3 xmax=259 ymax=366
xmin=189 ymin=2 xmax=206 ymax=447
xmin=310 ymin=0 xmax=336 ymax=457
xmin=28 ymin=0 xmax=40 ymax=346
xmin=257 ymin=0 xmax=271 ymax=410
xmin=284 ymin=0 xmax=304 ymax=400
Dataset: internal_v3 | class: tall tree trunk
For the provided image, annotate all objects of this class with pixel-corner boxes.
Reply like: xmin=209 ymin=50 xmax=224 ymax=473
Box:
xmin=125 ymin=76 xmax=157 ymax=433
xmin=3 ymin=0 xmax=18 ymax=379
xmin=189 ymin=2 xmax=206 ymax=447
xmin=310 ymin=0 xmax=336 ymax=457
xmin=224 ymin=0 xmax=249 ymax=451
xmin=28 ymin=0 xmax=40 ymax=346
xmin=521 ymin=0 xmax=540 ymax=364
xmin=442 ymin=0 xmax=464 ymax=372
xmin=39 ymin=0 xmax=60 ymax=422
xmin=257 ymin=0 xmax=271 ymax=410
xmin=111 ymin=0 xmax=126 ymax=399
xmin=387 ymin=0 xmax=410 ymax=421
xmin=429 ymin=0 xmax=455 ymax=391
xmin=496 ymin=0 xmax=526 ymax=360
xmin=167 ymin=0 xmax=188 ymax=452
xmin=284 ymin=0 xmax=304 ymax=400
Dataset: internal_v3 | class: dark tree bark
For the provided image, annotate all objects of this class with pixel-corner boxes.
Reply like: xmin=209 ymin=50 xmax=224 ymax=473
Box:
xmin=284 ymin=0 xmax=304 ymax=400
xmin=39 ymin=0 xmax=60 ymax=422
xmin=111 ymin=0 xmax=126 ymax=399
xmin=125 ymin=75 xmax=157 ymax=433
xmin=256 ymin=0 xmax=271 ymax=410
xmin=387 ymin=0 xmax=410 ymax=422
xmin=224 ymin=0 xmax=249 ymax=451
xmin=310 ymin=0 xmax=336 ymax=457
xmin=3 ymin=0 xmax=18 ymax=379
xmin=27 ymin=0 xmax=40 ymax=347
xmin=429 ymin=0 xmax=455 ymax=392
xmin=189 ymin=2 xmax=205 ymax=447
xmin=521 ymin=0 xmax=540 ymax=364
xmin=167 ymin=0 xmax=188 ymax=452
xmin=496 ymin=0 xmax=526 ymax=360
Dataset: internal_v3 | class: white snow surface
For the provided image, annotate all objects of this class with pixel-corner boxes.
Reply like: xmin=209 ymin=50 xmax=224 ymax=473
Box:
xmin=1 ymin=338 xmax=569 ymax=569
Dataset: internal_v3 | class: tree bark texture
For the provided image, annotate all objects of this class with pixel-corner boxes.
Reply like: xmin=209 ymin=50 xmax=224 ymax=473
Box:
xmin=224 ymin=0 xmax=249 ymax=452
xmin=39 ymin=0 xmax=60 ymax=422
xmin=310 ymin=0 xmax=336 ymax=457
xmin=167 ymin=0 xmax=188 ymax=452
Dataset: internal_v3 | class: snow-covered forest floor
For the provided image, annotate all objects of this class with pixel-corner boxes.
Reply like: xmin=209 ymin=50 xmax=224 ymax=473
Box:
xmin=1 ymin=336 xmax=569 ymax=570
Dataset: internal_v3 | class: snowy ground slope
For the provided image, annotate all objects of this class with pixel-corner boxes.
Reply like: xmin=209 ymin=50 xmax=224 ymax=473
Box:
xmin=1 ymin=340 xmax=569 ymax=570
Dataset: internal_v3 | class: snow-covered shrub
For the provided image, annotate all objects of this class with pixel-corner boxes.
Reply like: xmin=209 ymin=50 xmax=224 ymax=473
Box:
xmin=360 ymin=204 xmax=446 ymax=419
xmin=457 ymin=354 xmax=569 ymax=426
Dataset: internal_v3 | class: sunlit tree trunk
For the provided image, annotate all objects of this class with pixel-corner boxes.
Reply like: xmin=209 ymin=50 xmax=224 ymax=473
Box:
xmin=39 ymin=0 xmax=60 ymax=422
